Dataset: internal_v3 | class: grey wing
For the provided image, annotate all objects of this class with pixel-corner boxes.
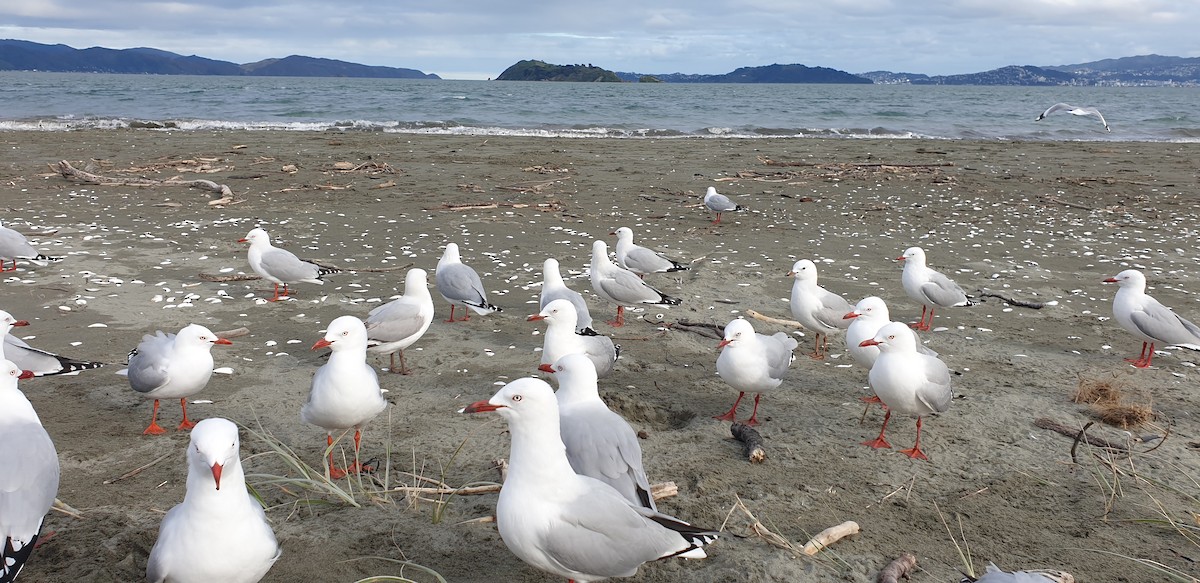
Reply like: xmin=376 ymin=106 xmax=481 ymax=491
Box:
xmin=259 ymin=248 xmax=321 ymax=283
xmin=0 ymin=422 xmax=59 ymax=543
xmin=436 ymin=264 xmax=488 ymax=305
xmin=623 ymin=247 xmax=673 ymax=274
xmin=917 ymin=355 xmax=953 ymax=413
xmin=562 ymin=411 xmax=654 ymax=510
xmin=1081 ymin=108 xmax=1109 ymax=129
xmin=1130 ymin=299 xmax=1200 ymax=347
xmin=596 ymin=269 xmax=664 ymax=305
xmin=3 ymin=335 xmax=103 ymax=376
xmin=706 ymin=193 xmax=737 ymax=212
xmin=0 ymin=227 xmax=38 ymax=259
xmin=584 ymin=335 xmax=618 ymax=377
xmin=1037 ymin=102 xmax=1072 ymax=120
xmin=366 ymin=301 xmax=426 ymax=343
xmin=918 ymin=271 xmax=969 ymax=308
xmin=764 ymin=333 xmax=798 ymax=379
xmin=126 ymin=332 xmax=173 ymax=393
xmin=813 ymin=290 xmax=854 ymax=330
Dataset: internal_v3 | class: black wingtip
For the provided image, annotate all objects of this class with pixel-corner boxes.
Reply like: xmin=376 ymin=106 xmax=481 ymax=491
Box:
xmin=661 ymin=295 xmax=683 ymax=306
xmin=35 ymin=254 xmax=63 ymax=263
xmin=667 ymin=262 xmax=689 ymax=272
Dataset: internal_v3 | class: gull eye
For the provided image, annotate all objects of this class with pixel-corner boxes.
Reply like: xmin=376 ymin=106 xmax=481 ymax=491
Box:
xmin=512 ymin=394 xmax=523 ymax=402
xmin=342 ymin=330 xmax=349 ymax=336
xmin=888 ymin=335 xmax=896 ymax=340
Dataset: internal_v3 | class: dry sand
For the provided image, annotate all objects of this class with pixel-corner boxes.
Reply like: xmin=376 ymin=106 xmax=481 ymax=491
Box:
xmin=2 ymin=131 xmax=1198 ymax=582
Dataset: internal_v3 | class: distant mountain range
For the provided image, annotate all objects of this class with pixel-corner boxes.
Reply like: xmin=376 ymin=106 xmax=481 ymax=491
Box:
xmin=2 ymin=39 xmax=1197 ymax=86
xmin=0 ymin=39 xmax=439 ymax=79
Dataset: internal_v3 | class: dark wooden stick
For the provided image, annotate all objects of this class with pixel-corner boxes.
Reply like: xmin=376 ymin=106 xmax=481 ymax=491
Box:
xmin=1033 ymin=418 xmax=1127 ymax=452
xmin=731 ymin=423 xmax=766 ymax=463
xmin=976 ymin=288 xmax=1045 ymax=309
xmin=878 ymin=552 xmax=918 ymax=583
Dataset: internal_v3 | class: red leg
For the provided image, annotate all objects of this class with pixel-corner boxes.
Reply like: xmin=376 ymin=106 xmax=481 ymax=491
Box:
xmin=899 ymin=416 xmax=931 ymax=461
xmin=862 ymin=409 xmax=892 ymax=449
xmin=809 ymin=333 xmax=827 ymax=360
xmin=444 ymin=305 xmax=457 ymax=323
xmin=143 ymin=399 xmax=167 ymax=435
xmin=177 ymin=398 xmax=196 ymax=430
xmin=910 ymin=305 xmax=928 ymax=330
xmin=712 ymin=213 xmax=722 ymax=225
xmin=326 ymin=434 xmax=347 ymax=479
xmin=269 ymin=283 xmax=283 ymax=302
xmin=398 ymin=350 xmax=411 ymax=375
xmin=1126 ymin=341 xmax=1155 ymax=368
xmin=713 ymin=392 xmax=745 ymax=422
xmin=743 ymin=393 xmax=763 ymax=426
xmin=607 ymin=305 xmax=626 ymax=327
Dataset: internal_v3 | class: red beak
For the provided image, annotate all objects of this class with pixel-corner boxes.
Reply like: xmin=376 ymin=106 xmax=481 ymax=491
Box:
xmin=843 ymin=312 xmax=859 ymax=320
xmin=11 ymin=320 xmax=29 ymax=327
xmin=462 ymin=400 xmax=504 ymax=413
xmin=859 ymin=339 xmax=880 ymax=347
xmin=1102 ymin=277 xmax=1118 ymax=283
xmin=211 ymin=462 xmax=223 ymax=490
xmin=526 ymin=314 xmax=546 ymax=321
xmin=537 ymin=363 xmax=555 ymax=373
xmin=895 ymin=256 xmax=906 ymax=261
xmin=214 ymin=337 xmax=233 ymax=345
xmin=312 ymin=338 xmax=333 ymax=350
xmin=717 ymin=339 xmax=731 ymax=349
xmin=237 ymin=238 xmax=248 ymax=243
xmin=786 ymin=271 xmax=795 ymax=276
xmin=18 ymin=370 xmax=35 ymax=380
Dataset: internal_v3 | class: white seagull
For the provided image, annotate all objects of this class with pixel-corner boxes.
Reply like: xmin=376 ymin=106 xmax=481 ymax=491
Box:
xmin=589 ymin=240 xmax=680 ymax=328
xmin=1103 ymin=269 xmax=1200 ymax=368
xmin=714 ymin=318 xmax=799 ymax=426
xmin=0 ymin=224 xmax=61 ymax=272
xmin=539 ymin=258 xmax=596 ymax=335
xmin=545 ymin=353 xmax=655 ymax=510
xmin=528 ymin=299 xmax=618 ymax=379
xmin=121 ymin=324 xmax=232 ymax=435
xmin=434 ymin=243 xmax=501 ymax=322
xmin=0 ymin=359 xmax=59 ymax=583
xmin=612 ymin=227 xmax=689 ymax=279
xmin=239 ymin=227 xmax=338 ymax=301
xmin=461 ymin=378 xmax=717 ymax=582
xmin=968 ymin=562 xmax=1074 ymax=583
xmin=843 ymin=296 xmax=937 ymax=369
xmin=0 ymin=310 xmax=104 ymax=376
xmin=788 ymin=259 xmax=853 ymax=359
xmin=898 ymin=246 xmax=974 ymax=331
xmin=1036 ymin=103 xmax=1110 ymax=131
xmin=366 ymin=268 xmax=435 ymax=374
xmin=146 ymin=418 xmax=281 ymax=583
xmin=303 ymin=315 xmax=387 ymax=478
xmin=859 ymin=322 xmax=952 ymax=461
xmin=703 ymin=186 xmax=742 ymax=224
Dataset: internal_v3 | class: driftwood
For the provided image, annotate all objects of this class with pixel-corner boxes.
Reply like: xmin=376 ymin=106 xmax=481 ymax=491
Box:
xmin=731 ymin=423 xmax=766 ymax=463
xmin=425 ymin=200 xmax=564 ymax=212
xmin=877 ymin=552 xmax=918 ymax=583
xmin=976 ymin=288 xmax=1045 ymax=309
xmin=213 ymin=327 xmax=251 ymax=339
xmin=758 ymin=155 xmax=954 ymax=169
xmin=667 ymin=320 xmax=724 ymax=340
xmin=746 ymin=309 xmax=803 ymax=329
xmin=54 ymin=160 xmax=236 ymax=207
xmin=1033 ymin=418 xmax=1127 ymax=452
xmin=800 ymin=521 xmax=861 ymax=556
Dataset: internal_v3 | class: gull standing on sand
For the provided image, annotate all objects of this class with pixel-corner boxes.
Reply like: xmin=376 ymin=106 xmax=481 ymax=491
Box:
xmin=1103 ymin=269 xmax=1200 ymax=368
xmin=0 ymin=359 xmax=58 ymax=583
xmin=461 ymin=378 xmax=717 ymax=582
xmin=0 ymin=223 xmax=60 ymax=272
xmin=859 ymin=322 xmax=952 ymax=461
xmin=898 ymin=246 xmax=974 ymax=331
xmin=843 ymin=296 xmax=937 ymax=369
xmin=589 ymin=240 xmax=680 ymax=327
xmin=121 ymin=324 xmax=232 ymax=435
xmin=788 ymin=259 xmax=853 ymax=359
xmin=544 ymin=353 xmax=655 ymax=510
xmin=714 ymin=318 xmax=799 ymax=426
xmin=528 ymin=299 xmax=618 ymax=379
xmin=539 ymin=258 xmax=596 ymax=335
xmin=239 ymin=227 xmax=338 ymax=301
xmin=435 ymin=243 xmax=501 ymax=322
xmin=303 ymin=315 xmax=387 ymax=478
xmin=1035 ymin=103 xmax=1110 ymax=131
xmin=703 ymin=186 xmax=742 ymax=224
xmin=365 ymin=268 xmax=435 ymax=374
xmin=612 ymin=226 xmax=689 ymax=279
xmin=146 ymin=418 xmax=281 ymax=583
xmin=1 ymin=310 xmax=104 ymax=376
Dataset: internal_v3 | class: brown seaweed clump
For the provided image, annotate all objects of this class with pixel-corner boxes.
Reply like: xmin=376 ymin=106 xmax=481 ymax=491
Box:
xmin=1072 ymin=375 xmax=1155 ymax=429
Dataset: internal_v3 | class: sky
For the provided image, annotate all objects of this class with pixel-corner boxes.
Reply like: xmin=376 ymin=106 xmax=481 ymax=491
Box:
xmin=1 ymin=1 xmax=1196 ymax=80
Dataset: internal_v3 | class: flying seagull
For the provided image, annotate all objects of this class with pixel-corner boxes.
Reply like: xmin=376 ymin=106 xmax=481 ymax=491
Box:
xmin=1035 ymin=103 xmax=1109 ymax=131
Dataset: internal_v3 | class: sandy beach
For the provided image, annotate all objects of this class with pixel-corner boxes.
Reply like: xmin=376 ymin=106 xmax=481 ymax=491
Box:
xmin=2 ymin=130 xmax=1198 ymax=582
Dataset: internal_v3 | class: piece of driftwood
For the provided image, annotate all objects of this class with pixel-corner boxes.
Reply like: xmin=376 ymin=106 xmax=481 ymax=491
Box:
xmin=758 ymin=155 xmax=954 ymax=169
xmin=425 ymin=200 xmax=564 ymax=212
xmin=877 ymin=552 xmax=918 ymax=583
xmin=198 ymin=273 xmax=262 ymax=282
xmin=668 ymin=320 xmax=724 ymax=339
xmin=54 ymin=160 xmax=236 ymax=206
xmin=746 ymin=309 xmax=803 ymax=329
xmin=213 ymin=327 xmax=251 ymax=339
xmin=103 ymin=451 xmax=174 ymax=484
xmin=976 ymin=288 xmax=1045 ymax=309
xmin=1033 ymin=418 xmax=1127 ymax=452
xmin=731 ymin=423 xmax=766 ymax=463
xmin=800 ymin=521 xmax=861 ymax=556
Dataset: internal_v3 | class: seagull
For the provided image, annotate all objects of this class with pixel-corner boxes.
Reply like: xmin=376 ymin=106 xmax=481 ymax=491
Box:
xmin=703 ymin=186 xmax=742 ymax=224
xmin=1036 ymin=103 xmax=1110 ymax=131
xmin=528 ymin=299 xmax=618 ymax=378
xmin=589 ymin=240 xmax=680 ymax=327
xmin=0 ymin=310 xmax=104 ymax=376
xmin=365 ymin=268 xmax=435 ymax=374
xmin=788 ymin=259 xmax=853 ymax=359
xmin=239 ymin=227 xmax=338 ymax=301
xmin=965 ymin=562 xmax=1074 ymax=583
xmin=303 ymin=315 xmax=387 ymax=478
xmin=121 ymin=324 xmax=232 ymax=435
xmin=461 ymin=378 xmax=717 ymax=582
xmin=0 ymin=359 xmax=59 ymax=583
xmin=544 ymin=353 xmax=655 ymax=510
xmin=146 ymin=418 xmax=281 ymax=583
xmin=612 ymin=227 xmax=688 ymax=279
xmin=859 ymin=322 xmax=952 ymax=461
xmin=1103 ymin=269 xmax=1200 ymax=368
xmin=0 ymin=224 xmax=61 ymax=272
xmin=714 ymin=318 xmax=799 ymax=426
xmin=898 ymin=246 xmax=975 ymax=331
xmin=539 ymin=258 xmax=596 ymax=335
xmin=434 ymin=243 xmax=501 ymax=322
xmin=843 ymin=296 xmax=937 ymax=369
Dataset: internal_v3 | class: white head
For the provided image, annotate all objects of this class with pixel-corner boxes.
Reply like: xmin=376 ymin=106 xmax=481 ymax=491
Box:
xmin=898 ymin=246 xmax=926 ymax=266
xmin=861 ymin=321 xmax=919 ymax=353
xmin=177 ymin=324 xmax=233 ymax=351
xmin=528 ymin=298 xmax=579 ymax=329
xmin=542 ymin=258 xmax=565 ymax=286
xmin=845 ymin=296 xmax=889 ymax=322
xmin=439 ymin=243 xmax=461 ymax=265
xmin=187 ymin=417 xmax=241 ymax=491
xmin=704 ymin=186 xmax=718 ymax=200
xmin=313 ymin=315 xmax=368 ymax=352
xmin=718 ymin=318 xmax=757 ymax=349
xmin=788 ymin=259 xmax=819 ymax=283
xmin=403 ymin=268 xmax=429 ymax=295
xmin=0 ymin=310 xmax=30 ymax=335
xmin=547 ymin=353 xmax=599 ymax=403
xmin=461 ymin=377 xmax=559 ymax=429
xmin=590 ymin=241 xmax=610 ymax=265
xmin=239 ymin=227 xmax=270 ymax=246
xmin=614 ymin=227 xmax=634 ymax=244
xmin=1104 ymin=269 xmax=1146 ymax=291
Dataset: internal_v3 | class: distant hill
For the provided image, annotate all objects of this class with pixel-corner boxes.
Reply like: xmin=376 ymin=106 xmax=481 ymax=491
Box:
xmin=616 ymin=63 xmax=871 ymax=84
xmin=910 ymin=65 xmax=1077 ymax=86
xmin=496 ymin=60 xmax=622 ymax=82
xmin=865 ymin=55 xmax=1200 ymax=86
xmin=0 ymin=39 xmax=439 ymax=79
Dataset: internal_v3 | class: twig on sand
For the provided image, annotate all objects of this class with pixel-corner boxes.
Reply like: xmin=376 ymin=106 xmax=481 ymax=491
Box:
xmin=52 ymin=498 xmax=85 ymax=519
xmin=731 ymin=422 xmax=766 ymax=463
xmin=746 ymin=309 xmax=803 ymax=329
xmin=424 ymin=200 xmax=564 ymax=212
xmin=976 ymin=288 xmax=1045 ymax=309
xmin=665 ymin=320 xmax=724 ymax=340
xmin=198 ymin=273 xmax=262 ymax=282
xmin=799 ymin=521 xmax=861 ymax=556
xmin=757 ymin=155 xmax=954 ymax=169
xmin=877 ymin=552 xmax=918 ymax=583
xmin=103 ymin=451 xmax=174 ymax=484
xmin=54 ymin=160 xmax=237 ymax=207
xmin=1033 ymin=418 xmax=1128 ymax=454
xmin=723 ymin=496 xmax=859 ymax=558
xmin=213 ymin=327 xmax=251 ymax=339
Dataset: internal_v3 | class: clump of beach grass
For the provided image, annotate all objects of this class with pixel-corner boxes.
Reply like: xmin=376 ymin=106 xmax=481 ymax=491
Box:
xmin=1072 ymin=373 xmax=1155 ymax=429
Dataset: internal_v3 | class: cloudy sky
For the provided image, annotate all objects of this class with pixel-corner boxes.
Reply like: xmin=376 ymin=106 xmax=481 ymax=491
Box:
xmin=1 ymin=1 xmax=1195 ymax=80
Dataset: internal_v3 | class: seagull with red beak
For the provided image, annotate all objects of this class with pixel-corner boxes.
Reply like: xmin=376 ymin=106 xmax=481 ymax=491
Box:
xmin=714 ymin=318 xmax=798 ymax=426
xmin=147 ymin=418 xmax=281 ymax=583
xmin=121 ymin=324 xmax=233 ymax=435
xmin=859 ymin=322 xmax=952 ymax=461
